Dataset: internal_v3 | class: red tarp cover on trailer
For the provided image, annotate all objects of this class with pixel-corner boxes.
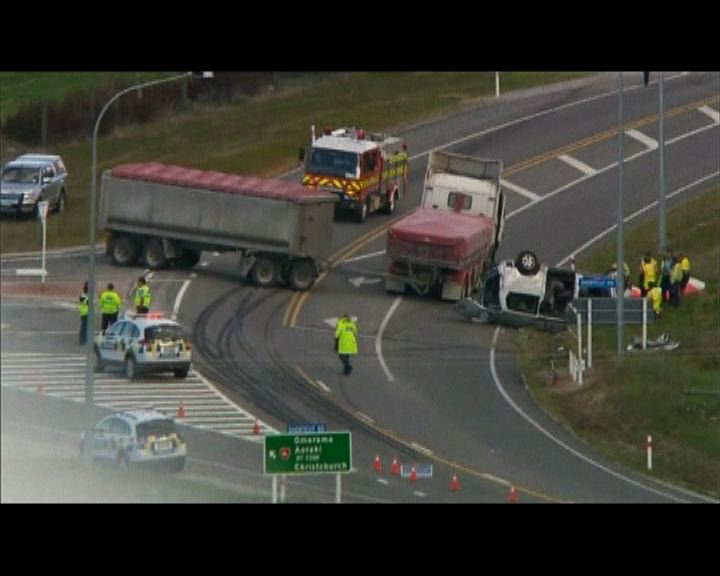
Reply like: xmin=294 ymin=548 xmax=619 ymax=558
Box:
xmin=111 ymin=163 xmax=334 ymax=203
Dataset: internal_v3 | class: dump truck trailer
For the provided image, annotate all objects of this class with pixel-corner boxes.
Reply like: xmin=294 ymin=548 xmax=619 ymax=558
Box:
xmin=100 ymin=163 xmax=337 ymax=291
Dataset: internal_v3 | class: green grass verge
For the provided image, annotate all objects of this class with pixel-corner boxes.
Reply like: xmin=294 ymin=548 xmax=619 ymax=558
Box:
xmin=0 ymin=71 xmax=586 ymax=254
xmin=517 ymin=188 xmax=720 ymax=498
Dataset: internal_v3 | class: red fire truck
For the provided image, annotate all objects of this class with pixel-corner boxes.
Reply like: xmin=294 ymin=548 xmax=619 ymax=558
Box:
xmin=300 ymin=126 xmax=408 ymax=222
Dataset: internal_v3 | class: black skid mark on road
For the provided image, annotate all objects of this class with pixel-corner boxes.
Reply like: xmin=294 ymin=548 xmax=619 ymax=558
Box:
xmin=191 ymin=285 xmax=431 ymax=461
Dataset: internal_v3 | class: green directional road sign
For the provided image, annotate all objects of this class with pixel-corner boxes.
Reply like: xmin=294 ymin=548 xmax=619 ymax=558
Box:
xmin=264 ymin=431 xmax=352 ymax=475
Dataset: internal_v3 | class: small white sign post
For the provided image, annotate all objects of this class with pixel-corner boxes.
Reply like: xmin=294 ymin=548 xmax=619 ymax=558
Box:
xmin=37 ymin=201 xmax=49 ymax=286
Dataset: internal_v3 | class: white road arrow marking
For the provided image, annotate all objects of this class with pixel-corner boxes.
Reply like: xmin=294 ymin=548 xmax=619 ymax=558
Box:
xmin=349 ymin=276 xmax=381 ymax=288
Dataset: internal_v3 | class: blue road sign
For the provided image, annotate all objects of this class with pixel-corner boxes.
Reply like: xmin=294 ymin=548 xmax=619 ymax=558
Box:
xmin=579 ymin=276 xmax=616 ymax=289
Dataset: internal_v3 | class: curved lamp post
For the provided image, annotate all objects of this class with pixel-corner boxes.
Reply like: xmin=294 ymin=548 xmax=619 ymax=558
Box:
xmin=85 ymin=72 xmax=212 ymax=403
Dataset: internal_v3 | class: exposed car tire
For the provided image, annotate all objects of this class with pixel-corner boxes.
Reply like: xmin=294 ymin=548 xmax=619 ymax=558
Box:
xmin=288 ymin=260 xmax=316 ymax=291
xmin=125 ymin=355 xmax=138 ymax=380
xmin=515 ymin=250 xmax=540 ymax=276
xmin=111 ymin=236 xmax=140 ymax=266
xmin=54 ymin=190 xmax=67 ymax=213
xmin=174 ymin=366 xmax=189 ymax=379
xmin=143 ymin=239 xmax=167 ymax=269
xmin=251 ymin=258 xmax=278 ymax=288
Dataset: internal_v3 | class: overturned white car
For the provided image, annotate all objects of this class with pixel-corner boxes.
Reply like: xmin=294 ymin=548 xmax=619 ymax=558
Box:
xmin=454 ymin=250 xmax=619 ymax=331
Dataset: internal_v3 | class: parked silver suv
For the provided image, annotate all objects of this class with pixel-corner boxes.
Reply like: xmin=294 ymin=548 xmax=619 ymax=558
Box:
xmin=0 ymin=154 xmax=68 ymax=216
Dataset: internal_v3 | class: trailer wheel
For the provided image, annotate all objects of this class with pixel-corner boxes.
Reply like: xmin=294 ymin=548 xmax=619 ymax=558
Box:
xmin=143 ymin=239 xmax=167 ymax=269
xmin=111 ymin=237 xmax=140 ymax=266
xmin=251 ymin=258 xmax=278 ymax=288
xmin=288 ymin=261 xmax=316 ymax=291
xmin=515 ymin=250 xmax=540 ymax=276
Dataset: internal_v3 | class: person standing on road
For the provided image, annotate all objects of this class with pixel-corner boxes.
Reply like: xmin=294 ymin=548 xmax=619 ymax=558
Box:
xmin=134 ymin=276 xmax=151 ymax=313
xmin=334 ymin=313 xmax=358 ymax=375
xmin=78 ymin=281 xmax=89 ymax=344
xmin=99 ymin=282 xmax=122 ymax=331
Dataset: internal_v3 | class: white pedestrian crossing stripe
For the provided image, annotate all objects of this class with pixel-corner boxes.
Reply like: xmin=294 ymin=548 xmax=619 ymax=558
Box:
xmin=1 ymin=353 xmax=275 ymax=440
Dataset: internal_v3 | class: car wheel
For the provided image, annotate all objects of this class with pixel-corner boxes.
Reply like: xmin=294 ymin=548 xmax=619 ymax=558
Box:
xmin=125 ymin=355 xmax=138 ymax=380
xmin=54 ymin=190 xmax=66 ymax=213
xmin=357 ymin=199 xmax=368 ymax=223
xmin=515 ymin=250 xmax=540 ymax=276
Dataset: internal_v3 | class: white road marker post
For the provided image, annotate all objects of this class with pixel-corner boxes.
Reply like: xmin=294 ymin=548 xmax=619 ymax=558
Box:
xmin=646 ymin=435 xmax=653 ymax=471
xmin=495 ymin=72 xmax=500 ymax=98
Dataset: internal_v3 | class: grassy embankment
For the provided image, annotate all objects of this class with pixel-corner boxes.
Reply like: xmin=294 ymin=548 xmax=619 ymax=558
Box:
xmin=516 ymin=189 xmax=719 ymax=498
xmin=0 ymin=71 xmax=585 ymax=254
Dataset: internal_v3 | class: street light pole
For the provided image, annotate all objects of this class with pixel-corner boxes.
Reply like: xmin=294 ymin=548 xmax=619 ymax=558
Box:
xmin=657 ymin=72 xmax=666 ymax=253
xmin=84 ymin=72 xmax=195 ymax=404
xmin=616 ymin=72 xmax=625 ymax=359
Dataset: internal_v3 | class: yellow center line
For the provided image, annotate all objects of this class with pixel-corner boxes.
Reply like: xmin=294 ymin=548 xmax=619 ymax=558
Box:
xmin=505 ymin=95 xmax=718 ymax=176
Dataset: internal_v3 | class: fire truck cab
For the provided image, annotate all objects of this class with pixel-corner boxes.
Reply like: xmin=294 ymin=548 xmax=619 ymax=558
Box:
xmin=301 ymin=127 xmax=408 ymax=222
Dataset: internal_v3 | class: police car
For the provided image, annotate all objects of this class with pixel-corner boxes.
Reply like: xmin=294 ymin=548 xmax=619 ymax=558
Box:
xmin=93 ymin=312 xmax=192 ymax=379
xmin=84 ymin=410 xmax=186 ymax=471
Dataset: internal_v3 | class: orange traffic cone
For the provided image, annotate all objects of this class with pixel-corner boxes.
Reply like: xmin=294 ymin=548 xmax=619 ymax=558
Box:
xmin=390 ymin=457 xmax=400 ymax=476
xmin=449 ymin=472 xmax=460 ymax=492
xmin=253 ymin=419 xmax=261 ymax=435
xmin=176 ymin=401 xmax=185 ymax=418
xmin=372 ymin=454 xmax=382 ymax=472
xmin=409 ymin=465 xmax=417 ymax=483
xmin=506 ymin=485 xmax=518 ymax=503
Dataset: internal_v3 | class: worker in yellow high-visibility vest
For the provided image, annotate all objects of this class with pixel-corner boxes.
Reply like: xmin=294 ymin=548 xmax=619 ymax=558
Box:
xmin=99 ymin=282 xmax=122 ymax=331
